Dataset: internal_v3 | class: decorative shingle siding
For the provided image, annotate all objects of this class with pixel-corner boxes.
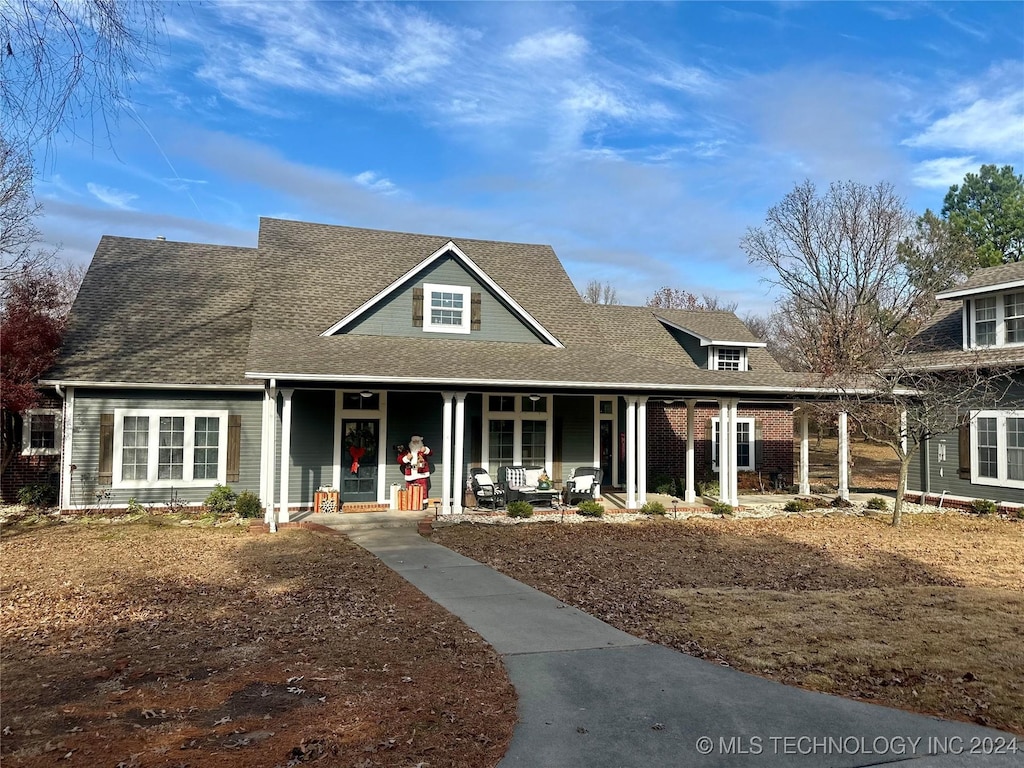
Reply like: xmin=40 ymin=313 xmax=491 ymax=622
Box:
xmin=647 ymin=402 xmax=794 ymax=487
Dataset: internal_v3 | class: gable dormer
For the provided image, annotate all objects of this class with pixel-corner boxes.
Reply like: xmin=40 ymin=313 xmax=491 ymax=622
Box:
xmin=654 ymin=313 xmax=768 ymax=371
xmin=936 ymin=263 xmax=1024 ymax=350
xmin=321 ymin=241 xmax=563 ymax=347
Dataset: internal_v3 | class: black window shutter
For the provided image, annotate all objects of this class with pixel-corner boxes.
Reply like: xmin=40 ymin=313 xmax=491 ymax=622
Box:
xmin=706 ymin=418 xmax=714 ymax=468
xmin=227 ymin=415 xmax=242 ymax=483
xmin=412 ymin=287 xmax=424 ymax=327
xmin=958 ymin=421 xmax=971 ymax=479
xmin=98 ymin=413 xmax=114 ymax=485
xmin=470 ymin=292 xmax=481 ymax=330
xmin=754 ymin=419 xmax=764 ymax=469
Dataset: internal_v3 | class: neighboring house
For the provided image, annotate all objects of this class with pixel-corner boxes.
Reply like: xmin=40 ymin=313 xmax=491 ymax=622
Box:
xmin=1 ymin=390 xmax=63 ymax=502
xmin=43 ymin=219 xmax=844 ymax=520
xmin=904 ymin=262 xmax=1024 ymax=506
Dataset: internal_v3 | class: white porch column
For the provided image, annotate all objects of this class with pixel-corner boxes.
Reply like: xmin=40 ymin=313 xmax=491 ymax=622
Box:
xmin=838 ymin=410 xmax=850 ymax=501
xmin=718 ymin=400 xmax=731 ymax=505
xmin=637 ymin=396 xmax=648 ymax=505
xmin=798 ymin=410 xmax=811 ymax=495
xmin=452 ymin=393 xmax=466 ymax=515
xmin=278 ymin=388 xmax=293 ymax=524
xmin=625 ymin=396 xmax=637 ymax=509
xmin=261 ymin=385 xmax=276 ymax=527
xmin=685 ymin=399 xmax=696 ymax=503
xmin=440 ymin=391 xmax=454 ymax=514
xmin=728 ymin=399 xmax=740 ymax=506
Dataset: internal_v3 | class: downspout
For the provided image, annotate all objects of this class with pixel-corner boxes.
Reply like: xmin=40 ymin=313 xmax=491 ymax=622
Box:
xmin=54 ymin=385 xmax=67 ymax=511
xmin=267 ymin=379 xmax=278 ymax=533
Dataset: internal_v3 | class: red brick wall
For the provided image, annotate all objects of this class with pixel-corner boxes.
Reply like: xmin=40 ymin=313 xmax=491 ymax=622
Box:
xmin=1 ymin=393 xmax=63 ymax=503
xmin=647 ymin=402 xmax=794 ymax=488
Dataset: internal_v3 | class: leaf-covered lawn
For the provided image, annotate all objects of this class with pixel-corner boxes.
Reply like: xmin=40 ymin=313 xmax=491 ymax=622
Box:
xmin=435 ymin=513 xmax=1024 ymax=734
xmin=1 ymin=519 xmax=516 ymax=767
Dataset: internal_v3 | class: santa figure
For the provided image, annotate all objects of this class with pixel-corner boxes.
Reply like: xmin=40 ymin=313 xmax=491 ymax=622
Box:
xmin=398 ymin=435 xmax=432 ymax=494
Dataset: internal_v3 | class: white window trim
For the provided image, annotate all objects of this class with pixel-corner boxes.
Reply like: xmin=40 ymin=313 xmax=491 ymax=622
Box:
xmin=422 ymin=282 xmax=471 ymax=335
xmin=21 ymin=408 xmax=62 ymax=456
xmin=969 ymin=409 xmax=1024 ymax=489
xmin=708 ymin=346 xmax=748 ymax=371
xmin=112 ymin=408 xmax=229 ymax=488
xmin=711 ymin=416 xmax=755 ymax=471
xmin=967 ymin=291 xmax=1024 ymax=349
xmin=481 ymin=394 xmax=553 ymax=472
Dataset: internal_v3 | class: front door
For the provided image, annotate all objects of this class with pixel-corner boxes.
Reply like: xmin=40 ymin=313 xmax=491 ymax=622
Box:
xmin=341 ymin=419 xmax=379 ymax=502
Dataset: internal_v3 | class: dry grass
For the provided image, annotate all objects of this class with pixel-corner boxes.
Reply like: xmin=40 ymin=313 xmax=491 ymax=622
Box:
xmin=435 ymin=513 xmax=1024 ymax=734
xmin=807 ymin=436 xmax=901 ymax=490
xmin=1 ymin=519 xmax=516 ymax=767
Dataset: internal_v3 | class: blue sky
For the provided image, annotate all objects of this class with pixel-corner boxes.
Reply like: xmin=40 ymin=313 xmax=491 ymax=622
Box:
xmin=31 ymin=1 xmax=1024 ymax=314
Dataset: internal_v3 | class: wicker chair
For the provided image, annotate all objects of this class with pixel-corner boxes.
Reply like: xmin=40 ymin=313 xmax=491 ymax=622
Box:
xmin=469 ymin=467 xmax=506 ymax=510
xmin=564 ymin=467 xmax=602 ymax=506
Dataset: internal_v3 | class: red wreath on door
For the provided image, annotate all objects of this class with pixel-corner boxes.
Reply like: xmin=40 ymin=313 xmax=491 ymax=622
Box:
xmin=349 ymin=445 xmax=366 ymax=474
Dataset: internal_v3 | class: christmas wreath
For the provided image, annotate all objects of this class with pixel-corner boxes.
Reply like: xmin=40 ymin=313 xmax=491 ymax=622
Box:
xmin=344 ymin=427 xmax=377 ymax=474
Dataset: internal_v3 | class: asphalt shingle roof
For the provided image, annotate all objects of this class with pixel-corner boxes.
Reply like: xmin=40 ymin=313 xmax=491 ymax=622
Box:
xmin=52 ymin=219 xmax=820 ymax=393
xmin=904 ymin=299 xmax=1024 ymax=370
xmin=938 ymin=261 xmax=1024 ymax=296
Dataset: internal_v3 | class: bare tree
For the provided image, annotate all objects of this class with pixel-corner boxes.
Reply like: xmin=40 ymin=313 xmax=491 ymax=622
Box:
xmin=580 ymin=280 xmax=620 ymax=305
xmin=2 ymin=0 xmax=162 ymax=149
xmin=0 ymin=137 xmax=58 ymax=289
xmin=646 ymin=286 xmax=738 ymax=312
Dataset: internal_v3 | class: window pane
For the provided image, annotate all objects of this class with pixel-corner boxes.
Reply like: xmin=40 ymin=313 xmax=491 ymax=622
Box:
xmin=194 ymin=417 xmax=220 ymax=480
xmin=737 ymin=422 xmax=752 ymax=468
xmin=522 ymin=396 xmax=547 ymax=412
xmin=522 ymin=420 xmax=547 ymax=465
xmin=717 ymin=348 xmax=741 ymax=371
xmin=122 ymin=416 xmax=149 ymax=480
xmin=158 ymin=416 xmax=184 ymax=480
xmin=975 ymin=298 xmax=996 ymax=346
xmin=1005 ymin=293 xmax=1024 ymax=343
xmin=1007 ymin=417 xmax=1024 ymax=482
xmin=488 ymin=419 xmax=514 ymax=475
xmin=976 ymin=416 xmax=998 ymax=479
xmin=430 ymin=291 xmax=463 ymax=326
xmin=488 ymin=395 xmax=515 ymax=412
xmin=29 ymin=413 xmax=56 ymax=449
xmin=599 ymin=400 xmax=613 ymax=415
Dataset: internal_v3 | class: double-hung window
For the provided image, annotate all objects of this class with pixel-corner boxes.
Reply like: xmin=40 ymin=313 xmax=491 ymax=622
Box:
xmin=482 ymin=395 xmax=552 ymax=476
xmin=113 ymin=409 xmax=228 ymax=487
xmin=711 ymin=417 xmax=754 ymax=471
xmin=423 ymin=283 xmax=471 ymax=334
xmin=971 ymin=410 xmax=1024 ymax=488
xmin=710 ymin=347 xmax=747 ymax=371
xmin=968 ymin=292 xmax=1024 ymax=348
xmin=21 ymin=408 xmax=62 ymax=456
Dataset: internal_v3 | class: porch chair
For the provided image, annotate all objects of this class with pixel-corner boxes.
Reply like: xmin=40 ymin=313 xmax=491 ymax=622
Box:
xmin=469 ymin=467 xmax=506 ymax=510
xmin=498 ymin=465 xmax=547 ymax=503
xmin=565 ymin=467 xmax=602 ymax=506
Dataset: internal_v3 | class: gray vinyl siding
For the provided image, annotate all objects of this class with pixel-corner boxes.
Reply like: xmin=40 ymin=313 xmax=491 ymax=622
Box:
xmin=556 ymin=395 xmax=594 ymax=481
xmin=909 ymin=374 xmax=1024 ymax=505
xmin=666 ymin=327 xmax=708 ymax=368
xmin=286 ymin=390 xmax=335 ymax=505
xmin=70 ymin=389 xmax=262 ymax=509
xmin=344 ymin=255 xmax=545 ymax=343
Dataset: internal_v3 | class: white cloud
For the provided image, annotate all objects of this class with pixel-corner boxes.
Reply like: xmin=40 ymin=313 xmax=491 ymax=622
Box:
xmin=904 ymin=91 xmax=1024 ymax=154
xmin=910 ymin=156 xmax=978 ymax=189
xmin=507 ymin=30 xmax=588 ymax=62
xmin=86 ymin=183 xmax=138 ymax=210
xmin=353 ymin=171 xmax=397 ymax=194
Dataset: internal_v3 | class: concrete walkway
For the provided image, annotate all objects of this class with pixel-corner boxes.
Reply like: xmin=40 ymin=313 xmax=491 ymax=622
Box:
xmin=343 ymin=526 xmax=1022 ymax=767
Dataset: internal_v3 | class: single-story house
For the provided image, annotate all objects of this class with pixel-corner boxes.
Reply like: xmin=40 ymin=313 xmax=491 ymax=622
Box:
xmin=42 ymin=218 xmax=854 ymax=521
xmin=903 ymin=261 xmax=1024 ymax=506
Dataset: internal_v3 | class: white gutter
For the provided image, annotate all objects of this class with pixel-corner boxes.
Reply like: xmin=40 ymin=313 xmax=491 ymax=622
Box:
xmin=39 ymin=380 xmax=263 ymax=391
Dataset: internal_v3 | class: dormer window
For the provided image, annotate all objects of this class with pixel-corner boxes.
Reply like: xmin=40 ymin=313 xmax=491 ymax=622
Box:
xmin=710 ymin=346 xmax=746 ymax=371
xmin=968 ymin=291 xmax=1024 ymax=348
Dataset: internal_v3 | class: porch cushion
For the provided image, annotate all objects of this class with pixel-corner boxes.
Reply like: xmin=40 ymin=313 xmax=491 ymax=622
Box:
xmin=505 ymin=467 xmax=527 ymax=488
xmin=523 ymin=468 xmax=544 ymax=487
xmin=475 ymin=471 xmax=497 ymax=487
xmin=571 ymin=474 xmax=595 ymax=492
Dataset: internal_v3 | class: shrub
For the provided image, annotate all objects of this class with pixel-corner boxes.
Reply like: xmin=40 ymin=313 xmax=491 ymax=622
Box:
xmin=641 ymin=500 xmax=666 ymax=516
xmin=697 ymin=480 xmax=720 ymax=497
xmin=576 ymin=500 xmax=604 ymax=517
xmin=831 ymin=496 xmax=854 ymax=509
xmin=235 ymin=490 xmax=263 ymax=518
xmin=653 ymin=475 xmax=677 ymax=495
xmin=971 ymin=498 xmax=998 ymax=516
xmin=710 ymin=501 xmax=733 ymax=516
xmin=127 ymin=497 xmax=147 ymax=514
xmin=204 ymin=484 xmax=237 ymax=514
xmin=866 ymin=496 xmax=889 ymax=511
xmin=506 ymin=501 xmax=534 ymax=518
xmin=784 ymin=499 xmax=810 ymax=513
xmin=17 ymin=483 xmax=57 ymax=508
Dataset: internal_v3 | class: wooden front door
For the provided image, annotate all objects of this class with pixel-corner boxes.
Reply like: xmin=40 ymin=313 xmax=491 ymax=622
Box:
xmin=341 ymin=419 xmax=379 ymax=502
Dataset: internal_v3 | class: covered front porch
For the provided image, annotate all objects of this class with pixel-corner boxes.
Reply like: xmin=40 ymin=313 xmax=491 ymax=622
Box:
xmin=259 ymin=385 xmax=857 ymax=526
